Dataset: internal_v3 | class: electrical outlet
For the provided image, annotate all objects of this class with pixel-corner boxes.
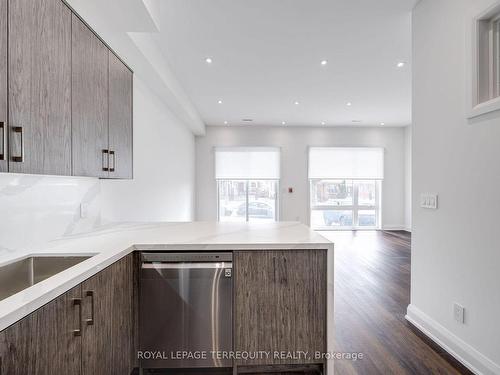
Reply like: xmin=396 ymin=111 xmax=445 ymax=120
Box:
xmin=453 ymin=303 xmax=465 ymax=324
xmin=420 ymin=193 xmax=438 ymax=209
xmin=80 ymin=203 xmax=89 ymax=219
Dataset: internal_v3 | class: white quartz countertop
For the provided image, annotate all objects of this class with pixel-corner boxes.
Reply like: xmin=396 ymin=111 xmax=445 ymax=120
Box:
xmin=0 ymin=221 xmax=333 ymax=331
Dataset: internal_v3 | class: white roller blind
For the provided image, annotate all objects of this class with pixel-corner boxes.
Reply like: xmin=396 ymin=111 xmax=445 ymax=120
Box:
xmin=308 ymin=147 xmax=384 ymax=179
xmin=215 ymin=147 xmax=281 ymax=179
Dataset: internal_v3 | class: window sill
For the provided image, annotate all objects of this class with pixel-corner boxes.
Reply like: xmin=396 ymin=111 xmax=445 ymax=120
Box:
xmin=468 ymin=96 xmax=500 ymax=119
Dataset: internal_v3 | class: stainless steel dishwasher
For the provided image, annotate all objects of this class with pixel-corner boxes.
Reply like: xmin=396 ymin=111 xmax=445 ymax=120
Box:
xmin=139 ymin=252 xmax=233 ymax=369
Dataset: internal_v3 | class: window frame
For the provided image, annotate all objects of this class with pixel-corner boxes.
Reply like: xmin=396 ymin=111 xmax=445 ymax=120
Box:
xmin=216 ymin=179 xmax=280 ymax=222
xmin=309 ymin=179 xmax=382 ymax=230
xmin=469 ymin=2 xmax=500 ymax=118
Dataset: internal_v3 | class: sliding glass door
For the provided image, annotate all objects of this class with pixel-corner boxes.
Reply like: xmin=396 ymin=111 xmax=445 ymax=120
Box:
xmin=217 ymin=180 xmax=279 ymax=222
xmin=308 ymin=147 xmax=384 ymax=230
xmin=215 ymin=147 xmax=281 ymax=223
xmin=310 ymin=179 xmax=380 ymax=229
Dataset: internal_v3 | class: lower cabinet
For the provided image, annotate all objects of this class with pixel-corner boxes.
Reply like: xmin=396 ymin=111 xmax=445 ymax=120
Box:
xmin=81 ymin=252 xmax=137 ymax=375
xmin=0 ymin=250 xmax=326 ymax=374
xmin=0 ymin=286 xmax=81 ymax=374
xmin=0 ymin=253 xmax=137 ymax=375
xmin=234 ymin=250 xmax=327 ymax=368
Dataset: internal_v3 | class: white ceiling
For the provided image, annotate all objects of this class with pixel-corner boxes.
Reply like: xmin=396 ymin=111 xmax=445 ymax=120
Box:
xmin=154 ymin=0 xmax=417 ymax=128
xmin=66 ymin=0 xmax=206 ymax=134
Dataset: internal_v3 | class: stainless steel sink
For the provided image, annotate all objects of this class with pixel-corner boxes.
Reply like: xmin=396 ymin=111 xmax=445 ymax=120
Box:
xmin=0 ymin=255 xmax=93 ymax=301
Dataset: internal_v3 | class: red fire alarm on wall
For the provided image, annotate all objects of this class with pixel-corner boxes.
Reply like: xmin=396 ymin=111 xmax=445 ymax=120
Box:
xmin=288 ymin=187 xmax=293 ymax=193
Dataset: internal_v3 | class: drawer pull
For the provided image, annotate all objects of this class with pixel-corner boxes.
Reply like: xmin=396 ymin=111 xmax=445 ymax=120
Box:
xmin=0 ymin=122 xmax=5 ymax=161
xmin=102 ymin=149 xmax=109 ymax=171
xmin=109 ymin=150 xmax=115 ymax=172
xmin=73 ymin=298 xmax=82 ymax=336
xmin=11 ymin=126 xmax=23 ymax=163
xmin=85 ymin=290 xmax=95 ymax=325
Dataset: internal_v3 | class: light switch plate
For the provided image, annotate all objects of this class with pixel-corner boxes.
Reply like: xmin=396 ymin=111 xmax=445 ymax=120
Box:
xmin=453 ymin=303 xmax=465 ymax=324
xmin=420 ymin=193 xmax=438 ymax=209
xmin=80 ymin=203 xmax=89 ymax=219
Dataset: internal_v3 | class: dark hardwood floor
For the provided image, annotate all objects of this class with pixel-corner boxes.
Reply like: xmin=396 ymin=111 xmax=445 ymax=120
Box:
xmin=320 ymin=230 xmax=472 ymax=375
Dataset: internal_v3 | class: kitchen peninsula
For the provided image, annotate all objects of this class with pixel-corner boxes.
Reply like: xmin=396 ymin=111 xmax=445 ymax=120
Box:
xmin=0 ymin=222 xmax=333 ymax=375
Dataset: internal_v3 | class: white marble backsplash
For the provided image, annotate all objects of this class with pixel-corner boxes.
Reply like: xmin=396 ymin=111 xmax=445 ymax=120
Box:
xmin=0 ymin=173 xmax=102 ymax=256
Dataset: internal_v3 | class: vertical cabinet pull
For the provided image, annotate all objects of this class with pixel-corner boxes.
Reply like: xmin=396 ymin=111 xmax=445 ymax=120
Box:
xmin=0 ymin=122 xmax=5 ymax=161
xmin=85 ymin=290 xmax=95 ymax=325
xmin=102 ymin=149 xmax=109 ymax=171
xmin=272 ymin=256 xmax=277 ymax=283
xmin=109 ymin=150 xmax=115 ymax=172
xmin=11 ymin=126 xmax=24 ymax=163
xmin=73 ymin=298 xmax=82 ymax=336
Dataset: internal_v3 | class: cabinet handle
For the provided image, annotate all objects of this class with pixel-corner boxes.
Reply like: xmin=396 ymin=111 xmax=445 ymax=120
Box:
xmin=73 ymin=298 xmax=82 ymax=336
xmin=102 ymin=149 xmax=109 ymax=171
xmin=282 ymin=257 xmax=288 ymax=284
xmin=0 ymin=122 xmax=5 ymax=161
xmin=11 ymin=126 xmax=23 ymax=163
xmin=109 ymin=150 xmax=115 ymax=172
xmin=85 ymin=290 xmax=95 ymax=325
xmin=272 ymin=256 xmax=277 ymax=283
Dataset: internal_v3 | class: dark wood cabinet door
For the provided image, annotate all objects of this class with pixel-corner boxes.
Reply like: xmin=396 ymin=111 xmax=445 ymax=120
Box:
xmin=81 ymin=260 xmax=113 ymax=375
xmin=0 ymin=0 xmax=6 ymax=172
xmin=234 ymin=250 xmax=327 ymax=366
xmin=81 ymin=253 xmax=136 ymax=375
xmin=72 ymin=14 xmax=109 ymax=178
xmin=109 ymin=52 xmax=133 ymax=179
xmin=110 ymin=253 xmax=137 ymax=373
xmin=8 ymin=0 xmax=72 ymax=175
xmin=0 ymin=286 xmax=82 ymax=375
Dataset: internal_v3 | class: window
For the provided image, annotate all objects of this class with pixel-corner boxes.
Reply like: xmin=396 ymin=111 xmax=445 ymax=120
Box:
xmin=470 ymin=4 xmax=500 ymax=117
xmin=310 ymin=179 xmax=380 ymax=229
xmin=218 ymin=180 xmax=278 ymax=222
xmin=215 ymin=147 xmax=280 ymax=222
xmin=308 ymin=147 xmax=384 ymax=230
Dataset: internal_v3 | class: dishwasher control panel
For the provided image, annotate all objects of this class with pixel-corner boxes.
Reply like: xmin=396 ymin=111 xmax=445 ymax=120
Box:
xmin=141 ymin=252 xmax=232 ymax=263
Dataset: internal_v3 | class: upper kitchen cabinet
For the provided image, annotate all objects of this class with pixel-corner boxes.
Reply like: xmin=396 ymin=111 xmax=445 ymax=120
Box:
xmin=108 ymin=52 xmax=133 ymax=179
xmin=0 ymin=0 xmax=133 ymax=178
xmin=71 ymin=14 xmax=109 ymax=178
xmin=8 ymin=0 xmax=72 ymax=175
xmin=72 ymin=16 xmax=133 ymax=179
xmin=0 ymin=0 xmax=7 ymax=173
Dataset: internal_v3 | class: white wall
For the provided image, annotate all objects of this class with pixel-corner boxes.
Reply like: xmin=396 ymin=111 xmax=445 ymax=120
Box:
xmin=408 ymin=1 xmax=500 ymax=374
xmin=196 ymin=125 xmax=407 ymax=229
xmin=100 ymin=76 xmax=195 ymax=222
xmin=405 ymin=126 xmax=412 ymax=231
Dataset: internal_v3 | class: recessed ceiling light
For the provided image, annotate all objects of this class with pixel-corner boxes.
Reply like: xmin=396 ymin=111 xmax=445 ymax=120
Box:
xmin=346 ymin=102 xmax=352 ymax=106
xmin=282 ymin=121 xmax=286 ymax=125
xmin=218 ymin=100 xmax=223 ymax=104
xmin=320 ymin=60 xmax=328 ymax=66
xmin=205 ymin=57 xmax=213 ymax=64
xmin=321 ymin=121 xmax=326 ymax=125
xmin=294 ymin=101 xmax=300 ymax=105
xmin=397 ymin=61 xmax=406 ymax=68
xmin=380 ymin=122 xmax=385 ymax=126
xmin=224 ymin=121 xmax=228 ymax=125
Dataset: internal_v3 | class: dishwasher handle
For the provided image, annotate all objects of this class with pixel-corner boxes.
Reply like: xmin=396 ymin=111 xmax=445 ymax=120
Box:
xmin=142 ymin=262 xmax=232 ymax=269
xmin=141 ymin=252 xmax=232 ymax=263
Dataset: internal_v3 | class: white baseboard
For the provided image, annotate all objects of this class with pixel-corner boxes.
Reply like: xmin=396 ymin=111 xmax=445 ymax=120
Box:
xmin=406 ymin=304 xmax=500 ymax=375
xmin=382 ymin=224 xmax=407 ymax=231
